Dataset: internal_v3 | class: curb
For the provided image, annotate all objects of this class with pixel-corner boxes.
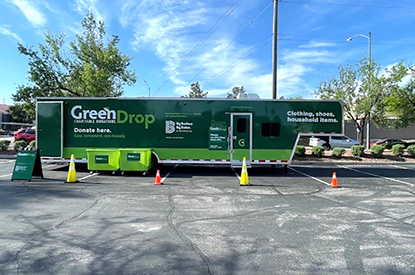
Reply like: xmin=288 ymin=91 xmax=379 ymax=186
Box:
xmin=292 ymin=160 xmax=415 ymax=166
xmin=0 ymin=154 xmax=16 ymax=160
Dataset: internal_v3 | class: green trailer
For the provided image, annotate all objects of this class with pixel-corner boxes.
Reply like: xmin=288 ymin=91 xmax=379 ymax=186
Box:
xmin=36 ymin=97 xmax=343 ymax=171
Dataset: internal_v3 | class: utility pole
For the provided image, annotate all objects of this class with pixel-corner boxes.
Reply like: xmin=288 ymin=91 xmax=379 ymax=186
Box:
xmin=272 ymin=0 xmax=278 ymax=99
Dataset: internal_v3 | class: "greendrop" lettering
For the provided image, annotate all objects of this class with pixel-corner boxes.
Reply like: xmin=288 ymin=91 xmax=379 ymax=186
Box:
xmin=70 ymin=105 xmax=155 ymax=129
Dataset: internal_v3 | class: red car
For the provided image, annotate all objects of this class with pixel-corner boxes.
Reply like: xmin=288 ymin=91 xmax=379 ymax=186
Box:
xmin=14 ymin=128 xmax=36 ymax=143
xmin=370 ymin=139 xmax=405 ymax=149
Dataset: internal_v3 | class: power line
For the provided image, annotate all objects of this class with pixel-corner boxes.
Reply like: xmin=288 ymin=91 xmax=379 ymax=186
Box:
xmin=153 ymin=1 xmax=241 ymax=96
xmin=202 ymin=35 xmax=272 ymax=90
xmin=176 ymin=1 xmax=273 ymax=95
xmin=280 ymin=0 xmax=415 ymax=10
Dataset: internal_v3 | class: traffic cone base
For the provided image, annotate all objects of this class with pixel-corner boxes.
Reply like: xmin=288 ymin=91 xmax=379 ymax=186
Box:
xmin=66 ymin=154 xmax=78 ymax=183
xmin=331 ymin=172 xmax=339 ymax=188
xmin=155 ymin=170 xmax=163 ymax=185
xmin=240 ymin=157 xmax=250 ymax=186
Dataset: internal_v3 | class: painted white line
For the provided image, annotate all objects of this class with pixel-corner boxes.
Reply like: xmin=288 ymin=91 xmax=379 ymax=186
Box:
xmin=43 ymin=164 xmax=58 ymax=169
xmin=289 ymin=167 xmax=331 ymax=186
xmin=0 ymin=173 xmax=12 ymax=178
xmin=231 ymin=167 xmax=241 ymax=181
xmin=161 ymin=164 xmax=179 ymax=183
xmin=0 ymin=165 xmax=61 ymax=179
xmin=0 ymin=160 xmax=15 ymax=163
xmin=390 ymin=164 xmax=415 ymax=172
xmin=79 ymin=173 xmax=99 ymax=181
xmin=338 ymin=165 xmax=415 ymax=187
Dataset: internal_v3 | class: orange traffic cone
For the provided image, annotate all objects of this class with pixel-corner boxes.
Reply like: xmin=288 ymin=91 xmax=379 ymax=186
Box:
xmin=331 ymin=172 xmax=339 ymax=188
xmin=154 ymin=170 xmax=162 ymax=185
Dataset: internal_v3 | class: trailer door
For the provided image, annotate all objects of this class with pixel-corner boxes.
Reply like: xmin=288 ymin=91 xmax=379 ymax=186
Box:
xmin=37 ymin=101 xmax=63 ymax=157
xmin=230 ymin=113 xmax=252 ymax=166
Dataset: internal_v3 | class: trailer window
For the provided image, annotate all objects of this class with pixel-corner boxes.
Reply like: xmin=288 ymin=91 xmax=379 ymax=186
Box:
xmin=237 ymin=118 xmax=247 ymax=133
xmin=262 ymin=122 xmax=280 ymax=137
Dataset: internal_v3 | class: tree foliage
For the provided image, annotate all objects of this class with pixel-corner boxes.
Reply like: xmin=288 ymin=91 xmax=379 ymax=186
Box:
xmin=383 ymin=66 xmax=415 ymax=128
xmin=187 ymin=82 xmax=207 ymax=98
xmin=11 ymin=12 xmax=136 ymax=121
xmin=227 ymin=86 xmax=246 ymax=99
xmin=314 ymin=58 xmax=408 ymax=143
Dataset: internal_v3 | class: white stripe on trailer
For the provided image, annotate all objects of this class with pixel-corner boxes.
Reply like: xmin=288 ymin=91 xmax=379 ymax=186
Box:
xmin=159 ymin=159 xmax=288 ymax=165
xmin=41 ymin=157 xmax=87 ymax=163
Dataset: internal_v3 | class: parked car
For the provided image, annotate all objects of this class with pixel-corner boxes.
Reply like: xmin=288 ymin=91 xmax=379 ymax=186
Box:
xmin=309 ymin=135 xmax=360 ymax=150
xmin=370 ymin=139 xmax=405 ymax=149
xmin=14 ymin=128 xmax=36 ymax=143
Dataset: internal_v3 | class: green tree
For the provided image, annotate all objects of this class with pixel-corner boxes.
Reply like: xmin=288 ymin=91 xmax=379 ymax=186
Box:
xmin=12 ymin=12 xmax=136 ymax=121
xmin=314 ymin=58 xmax=407 ymax=144
xmin=227 ymin=86 xmax=246 ymax=99
xmin=7 ymin=105 xmax=32 ymax=123
xmin=383 ymin=65 xmax=415 ymax=128
xmin=187 ymin=82 xmax=207 ymax=98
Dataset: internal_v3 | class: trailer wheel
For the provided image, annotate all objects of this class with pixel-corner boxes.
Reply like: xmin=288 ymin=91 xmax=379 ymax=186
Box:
xmin=148 ymin=153 xmax=159 ymax=174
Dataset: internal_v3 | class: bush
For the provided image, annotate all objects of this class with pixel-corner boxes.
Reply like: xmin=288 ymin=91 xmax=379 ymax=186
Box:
xmin=14 ymin=140 xmax=27 ymax=151
xmin=29 ymin=140 xmax=36 ymax=150
xmin=332 ymin=147 xmax=346 ymax=158
xmin=295 ymin=145 xmax=306 ymax=156
xmin=407 ymin=145 xmax=415 ymax=157
xmin=351 ymin=145 xmax=365 ymax=157
xmin=391 ymin=144 xmax=405 ymax=157
xmin=311 ymin=145 xmax=324 ymax=157
xmin=370 ymin=145 xmax=384 ymax=158
xmin=0 ymin=140 xmax=11 ymax=151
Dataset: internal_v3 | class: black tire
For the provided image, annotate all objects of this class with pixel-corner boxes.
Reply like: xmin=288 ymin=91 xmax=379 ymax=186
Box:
xmin=148 ymin=153 xmax=159 ymax=174
xmin=323 ymin=143 xmax=331 ymax=151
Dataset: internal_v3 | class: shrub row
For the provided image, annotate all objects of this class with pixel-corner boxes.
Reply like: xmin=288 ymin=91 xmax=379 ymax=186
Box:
xmin=295 ymin=144 xmax=415 ymax=159
xmin=0 ymin=140 xmax=37 ymax=152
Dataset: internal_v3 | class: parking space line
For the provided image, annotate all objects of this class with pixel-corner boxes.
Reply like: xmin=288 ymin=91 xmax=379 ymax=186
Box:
xmin=390 ymin=164 xmax=415 ymax=172
xmin=0 ymin=164 xmax=59 ymax=179
xmin=0 ymin=159 xmax=15 ymax=163
xmin=79 ymin=173 xmax=99 ymax=181
xmin=289 ymin=167 xmax=331 ymax=186
xmin=231 ymin=168 xmax=241 ymax=181
xmin=162 ymin=164 xmax=179 ymax=183
xmin=338 ymin=165 xmax=415 ymax=187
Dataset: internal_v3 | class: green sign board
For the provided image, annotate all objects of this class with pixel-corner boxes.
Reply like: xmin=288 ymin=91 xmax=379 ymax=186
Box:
xmin=209 ymin=125 xmax=228 ymax=150
xmin=95 ymin=155 xmax=109 ymax=164
xmin=127 ymin=153 xmax=140 ymax=161
xmin=12 ymin=149 xmax=44 ymax=181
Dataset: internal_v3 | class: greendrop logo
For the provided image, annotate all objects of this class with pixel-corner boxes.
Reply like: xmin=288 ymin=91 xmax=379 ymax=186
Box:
xmin=70 ymin=105 xmax=155 ymax=129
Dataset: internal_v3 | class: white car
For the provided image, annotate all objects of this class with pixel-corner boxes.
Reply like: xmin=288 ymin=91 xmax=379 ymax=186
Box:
xmin=309 ymin=135 xmax=360 ymax=150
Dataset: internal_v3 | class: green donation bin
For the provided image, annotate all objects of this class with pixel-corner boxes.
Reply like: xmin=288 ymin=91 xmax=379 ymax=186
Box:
xmin=86 ymin=149 xmax=120 ymax=171
xmin=119 ymin=148 xmax=152 ymax=172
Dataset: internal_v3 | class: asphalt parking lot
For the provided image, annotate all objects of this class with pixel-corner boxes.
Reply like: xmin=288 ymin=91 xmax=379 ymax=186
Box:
xmin=1 ymin=158 xmax=415 ymax=274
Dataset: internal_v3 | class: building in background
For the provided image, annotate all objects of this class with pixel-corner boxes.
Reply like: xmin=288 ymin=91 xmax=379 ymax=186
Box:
xmin=0 ymin=104 xmax=33 ymax=134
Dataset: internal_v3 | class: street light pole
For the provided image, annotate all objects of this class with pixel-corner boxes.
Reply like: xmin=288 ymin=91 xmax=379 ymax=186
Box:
xmin=144 ymin=80 xmax=151 ymax=97
xmin=346 ymin=32 xmax=372 ymax=150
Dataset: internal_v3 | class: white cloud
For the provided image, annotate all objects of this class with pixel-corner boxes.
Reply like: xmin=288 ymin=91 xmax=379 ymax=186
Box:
xmin=300 ymin=41 xmax=336 ymax=48
xmin=10 ymin=0 xmax=46 ymax=27
xmin=120 ymin=0 xmax=336 ymax=100
xmin=0 ymin=25 xmax=22 ymax=42
xmin=281 ymin=49 xmax=335 ymax=64
xmin=75 ymin=0 xmax=104 ymax=22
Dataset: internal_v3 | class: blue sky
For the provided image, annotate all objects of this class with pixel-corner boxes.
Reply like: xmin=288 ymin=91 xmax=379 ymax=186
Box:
xmin=1 ymin=0 xmax=415 ymax=105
